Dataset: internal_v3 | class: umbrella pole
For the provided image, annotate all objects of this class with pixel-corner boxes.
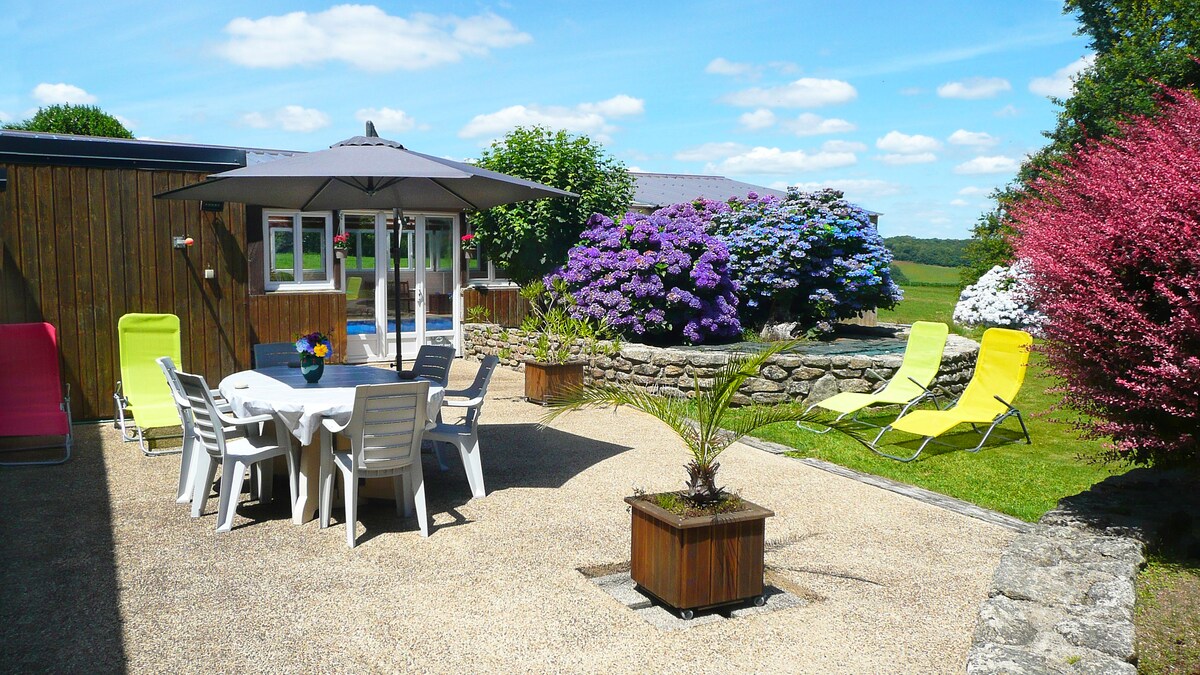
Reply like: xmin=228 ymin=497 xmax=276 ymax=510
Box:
xmin=393 ymin=207 xmax=403 ymax=372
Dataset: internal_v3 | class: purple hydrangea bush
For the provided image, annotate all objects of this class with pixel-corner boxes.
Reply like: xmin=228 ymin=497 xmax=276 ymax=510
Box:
xmin=547 ymin=202 xmax=741 ymax=344
xmin=708 ymin=188 xmax=902 ymax=331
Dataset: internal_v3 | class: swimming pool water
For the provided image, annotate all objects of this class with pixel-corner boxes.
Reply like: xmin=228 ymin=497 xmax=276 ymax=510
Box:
xmin=347 ymin=318 xmax=454 ymax=335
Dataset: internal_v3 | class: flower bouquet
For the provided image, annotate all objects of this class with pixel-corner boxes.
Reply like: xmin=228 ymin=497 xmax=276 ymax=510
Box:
xmin=333 ymin=232 xmax=350 ymax=258
xmin=460 ymin=233 xmax=477 ymax=253
xmin=295 ymin=330 xmax=333 ymax=383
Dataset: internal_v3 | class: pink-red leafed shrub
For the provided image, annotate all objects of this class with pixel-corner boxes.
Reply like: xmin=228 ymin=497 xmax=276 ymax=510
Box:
xmin=1013 ymin=88 xmax=1200 ymax=466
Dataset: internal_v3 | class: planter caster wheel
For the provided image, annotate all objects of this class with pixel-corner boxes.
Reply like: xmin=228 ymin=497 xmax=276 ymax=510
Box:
xmin=753 ymin=595 xmax=766 ymax=607
xmin=679 ymin=609 xmax=694 ymax=620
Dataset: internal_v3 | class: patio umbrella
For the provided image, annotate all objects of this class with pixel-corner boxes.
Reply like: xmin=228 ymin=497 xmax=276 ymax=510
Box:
xmin=157 ymin=123 xmax=575 ymax=371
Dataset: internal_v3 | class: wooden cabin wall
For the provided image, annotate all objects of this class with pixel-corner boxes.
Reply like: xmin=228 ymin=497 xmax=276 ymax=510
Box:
xmin=463 ymin=286 xmax=527 ymax=327
xmin=248 ymin=293 xmax=346 ymax=361
xmin=0 ymin=164 xmax=251 ymax=420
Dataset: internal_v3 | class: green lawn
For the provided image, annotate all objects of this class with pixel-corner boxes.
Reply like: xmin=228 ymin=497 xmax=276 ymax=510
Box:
xmin=878 ymin=284 xmax=963 ymax=329
xmin=891 ymin=260 xmax=961 ymax=285
xmin=745 ymin=272 xmax=1126 ymax=522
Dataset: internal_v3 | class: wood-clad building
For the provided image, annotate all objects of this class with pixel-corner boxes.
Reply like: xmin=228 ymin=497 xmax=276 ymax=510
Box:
xmin=0 ymin=131 xmax=347 ymax=420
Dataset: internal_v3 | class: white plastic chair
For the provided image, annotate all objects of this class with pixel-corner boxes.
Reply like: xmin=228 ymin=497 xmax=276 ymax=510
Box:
xmin=175 ymin=371 xmax=299 ymax=532
xmin=156 ymin=357 xmax=235 ymax=507
xmin=400 ymin=344 xmax=456 ymax=385
xmin=319 ymin=381 xmax=431 ymax=546
xmin=253 ymin=342 xmax=300 ymax=369
xmin=425 ymin=356 xmax=498 ymax=499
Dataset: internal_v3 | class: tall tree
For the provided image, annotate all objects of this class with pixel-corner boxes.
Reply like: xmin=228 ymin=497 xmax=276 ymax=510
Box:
xmin=962 ymin=0 xmax=1199 ymax=283
xmin=3 ymin=104 xmax=134 ymax=139
xmin=469 ymin=126 xmax=634 ymax=285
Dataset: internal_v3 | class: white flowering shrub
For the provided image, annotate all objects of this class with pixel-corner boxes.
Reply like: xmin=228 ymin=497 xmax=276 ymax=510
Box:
xmin=953 ymin=261 xmax=1047 ymax=335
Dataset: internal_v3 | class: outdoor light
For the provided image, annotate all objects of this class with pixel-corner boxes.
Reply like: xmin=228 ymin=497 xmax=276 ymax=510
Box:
xmin=172 ymin=236 xmax=195 ymax=249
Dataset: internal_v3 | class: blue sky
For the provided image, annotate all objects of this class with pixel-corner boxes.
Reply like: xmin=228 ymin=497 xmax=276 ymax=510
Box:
xmin=3 ymin=1 xmax=1093 ymax=237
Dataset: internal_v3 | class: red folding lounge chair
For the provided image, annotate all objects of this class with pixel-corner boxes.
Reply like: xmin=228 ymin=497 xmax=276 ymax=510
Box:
xmin=0 ymin=322 xmax=72 ymax=466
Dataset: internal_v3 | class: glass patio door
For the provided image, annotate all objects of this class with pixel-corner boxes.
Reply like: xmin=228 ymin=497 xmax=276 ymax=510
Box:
xmin=342 ymin=212 xmax=461 ymax=363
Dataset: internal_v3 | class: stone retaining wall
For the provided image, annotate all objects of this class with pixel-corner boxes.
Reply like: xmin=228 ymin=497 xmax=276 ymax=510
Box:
xmin=463 ymin=323 xmax=979 ymax=406
xmin=967 ymin=468 xmax=1200 ymax=674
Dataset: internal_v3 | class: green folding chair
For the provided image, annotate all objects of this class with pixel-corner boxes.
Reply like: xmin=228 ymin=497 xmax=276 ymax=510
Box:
xmin=873 ymin=327 xmax=1033 ymax=462
xmin=798 ymin=321 xmax=949 ymax=444
xmin=114 ymin=313 xmax=183 ymax=456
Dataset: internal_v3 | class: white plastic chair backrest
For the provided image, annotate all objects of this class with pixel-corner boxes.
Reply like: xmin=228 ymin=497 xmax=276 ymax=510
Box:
xmin=461 ymin=356 xmax=499 ymax=429
xmin=344 ymin=381 xmax=429 ymax=472
xmin=253 ymin=342 xmax=298 ymax=369
xmin=156 ymin=356 xmax=189 ymax=413
xmin=410 ymin=345 xmax=456 ymax=386
xmin=175 ymin=370 xmax=240 ymax=458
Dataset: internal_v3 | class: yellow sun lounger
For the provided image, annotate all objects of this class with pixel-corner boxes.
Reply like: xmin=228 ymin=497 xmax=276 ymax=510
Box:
xmin=799 ymin=321 xmax=949 ymax=443
xmin=873 ymin=327 xmax=1033 ymax=462
xmin=114 ymin=313 xmax=183 ymax=456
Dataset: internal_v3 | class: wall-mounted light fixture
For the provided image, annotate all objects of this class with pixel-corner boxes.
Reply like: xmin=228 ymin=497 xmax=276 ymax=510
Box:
xmin=201 ymin=201 xmax=224 ymax=212
xmin=172 ymin=236 xmax=195 ymax=250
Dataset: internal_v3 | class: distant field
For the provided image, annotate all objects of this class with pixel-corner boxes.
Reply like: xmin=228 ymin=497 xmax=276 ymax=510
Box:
xmin=892 ymin=260 xmax=960 ymax=286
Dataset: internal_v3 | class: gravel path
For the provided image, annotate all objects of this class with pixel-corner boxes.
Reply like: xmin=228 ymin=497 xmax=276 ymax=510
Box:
xmin=1 ymin=363 xmax=1013 ymax=673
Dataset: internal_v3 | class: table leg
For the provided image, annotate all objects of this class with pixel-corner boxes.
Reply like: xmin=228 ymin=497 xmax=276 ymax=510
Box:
xmin=293 ymin=439 xmax=322 ymax=524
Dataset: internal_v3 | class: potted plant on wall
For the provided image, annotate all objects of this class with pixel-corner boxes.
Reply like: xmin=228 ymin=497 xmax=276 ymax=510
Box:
xmin=542 ymin=341 xmax=859 ymax=618
xmin=520 ymin=280 xmax=618 ymax=405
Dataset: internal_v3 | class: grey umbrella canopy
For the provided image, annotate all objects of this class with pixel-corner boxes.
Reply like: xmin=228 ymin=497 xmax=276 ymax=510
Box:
xmin=156 ymin=128 xmax=576 ymax=370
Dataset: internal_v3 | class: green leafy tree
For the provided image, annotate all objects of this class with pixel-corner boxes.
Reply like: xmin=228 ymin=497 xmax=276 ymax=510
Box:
xmin=962 ymin=0 xmax=1200 ymax=284
xmin=884 ymin=235 xmax=969 ymax=267
xmin=3 ymin=104 xmax=134 ymax=139
xmin=469 ymin=126 xmax=634 ymax=285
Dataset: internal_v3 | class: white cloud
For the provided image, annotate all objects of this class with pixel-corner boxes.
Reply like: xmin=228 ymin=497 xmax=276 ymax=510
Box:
xmin=947 ymin=129 xmax=999 ymax=148
xmin=579 ymin=94 xmax=645 ymax=117
xmin=937 ymin=77 xmax=1012 ymax=100
xmin=950 ymin=198 xmax=969 ymax=206
xmin=876 ymin=131 xmax=941 ymax=154
xmin=994 ymin=104 xmax=1020 ymax=117
xmin=458 ymin=94 xmax=643 ymax=139
xmin=0 ymin=111 xmax=9 ymax=122
xmin=1029 ymin=55 xmax=1095 ymax=98
xmin=714 ymin=146 xmax=857 ymax=174
xmin=355 ymin=107 xmax=416 ymax=133
xmin=114 ymin=114 xmax=136 ymax=130
xmin=218 ymin=7 xmax=530 ymax=71
xmin=706 ymin=57 xmax=757 ymax=77
xmin=821 ymin=139 xmax=867 ymax=153
xmin=738 ymin=108 xmax=776 ymax=130
xmin=877 ymin=152 xmax=937 ymax=165
xmin=954 ymin=155 xmax=1019 ymax=174
xmin=958 ymin=186 xmax=990 ymax=196
xmin=674 ymin=142 xmax=747 ymax=162
xmin=32 ymin=83 xmax=97 ymax=105
xmin=899 ymin=87 xmax=924 ymax=96
xmin=791 ymin=178 xmax=901 ymax=198
xmin=723 ymin=78 xmax=857 ymax=107
xmin=239 ymin=105 xmax=331 ymax=132
xmin=627 ymin=165 xmax=646 ymax=173
xmin=783 ymin=112 xmax=856 ymax=136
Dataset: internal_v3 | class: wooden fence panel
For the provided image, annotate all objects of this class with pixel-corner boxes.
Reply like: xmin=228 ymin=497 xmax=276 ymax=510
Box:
xmin=463 ymin=286 xmax=527 ymax=327
xmin=0 ymin=164 xmax=251 ymax=419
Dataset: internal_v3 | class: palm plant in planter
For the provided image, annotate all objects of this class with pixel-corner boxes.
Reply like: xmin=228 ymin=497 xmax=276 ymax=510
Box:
xmin=520 ymin=280 xmax=618 ymax=405
xmin=543 ymin=341 xmax=860 ymax=618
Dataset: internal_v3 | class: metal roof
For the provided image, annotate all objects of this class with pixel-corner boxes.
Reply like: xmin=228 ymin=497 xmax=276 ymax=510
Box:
xmin=0 ymin=129 xmax=299 ymax=172
xmin=630 ymin=172 xmax=785 ymax=208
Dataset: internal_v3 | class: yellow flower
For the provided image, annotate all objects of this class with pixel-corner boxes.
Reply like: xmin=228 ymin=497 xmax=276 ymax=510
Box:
xmin=314 ymin=344 xmax=329 ymax=358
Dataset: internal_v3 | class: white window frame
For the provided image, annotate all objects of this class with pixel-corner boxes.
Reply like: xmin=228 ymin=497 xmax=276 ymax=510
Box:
xmin=463 ymin=226 xmax=512 ymax=286
xmin=263 ymin=210 xmax=335 ymax=292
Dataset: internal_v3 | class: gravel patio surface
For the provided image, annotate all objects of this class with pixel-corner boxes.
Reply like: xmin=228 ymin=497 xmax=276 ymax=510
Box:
xmin=0 ymin=362 xmax=1013 ymax=673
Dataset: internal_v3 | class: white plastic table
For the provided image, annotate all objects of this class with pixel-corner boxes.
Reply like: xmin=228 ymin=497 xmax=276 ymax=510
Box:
xmin=219 ymin=365 xmax=444 ymax=524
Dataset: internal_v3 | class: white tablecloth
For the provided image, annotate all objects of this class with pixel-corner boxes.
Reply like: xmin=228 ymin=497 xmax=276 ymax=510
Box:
xmin=218 ymin=366 xmax=444 ymax=446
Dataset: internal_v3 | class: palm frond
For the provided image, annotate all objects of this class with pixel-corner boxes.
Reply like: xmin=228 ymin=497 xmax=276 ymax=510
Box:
xmin=541 ymin=382 xmax=700 ymax=454
xmin=722 ymin=402 xmax=867 ymax=446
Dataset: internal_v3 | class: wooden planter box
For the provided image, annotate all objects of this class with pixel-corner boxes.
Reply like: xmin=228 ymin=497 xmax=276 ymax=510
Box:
xmin=524 ymin=360 xmax=584 ymax=405
xmin=625 ymin=494 xmax=774 ymax=617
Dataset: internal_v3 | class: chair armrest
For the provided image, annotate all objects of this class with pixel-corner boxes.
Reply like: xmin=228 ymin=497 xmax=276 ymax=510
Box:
xmin=321 ymin=417 xmax=350 ymax=435
xmin=906 ymin=377 xmax=935 ymax=394
xmin=993 ymin=395 xmax=1019 ymax=412
xmin=216 ymin=410 xmax=274 ymax=427
xmin=442 ymin=395 xmax=484 ymax=409
xmin=443 ymin=387 xmax=474 ymax=398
